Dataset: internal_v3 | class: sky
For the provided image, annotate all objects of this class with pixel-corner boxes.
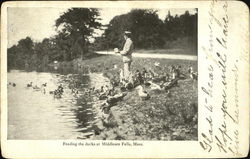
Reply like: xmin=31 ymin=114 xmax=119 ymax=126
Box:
xmin=7 ymin=7 xmax=197 ymax=48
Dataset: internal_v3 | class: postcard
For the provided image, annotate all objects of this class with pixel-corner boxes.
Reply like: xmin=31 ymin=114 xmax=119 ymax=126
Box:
xmin=1 ymin=0 xmax=249 ymax=158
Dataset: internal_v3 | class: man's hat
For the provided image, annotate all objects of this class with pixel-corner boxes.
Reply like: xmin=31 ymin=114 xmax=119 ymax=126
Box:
xmin=124 ymin=31 xmax=132 ymax=35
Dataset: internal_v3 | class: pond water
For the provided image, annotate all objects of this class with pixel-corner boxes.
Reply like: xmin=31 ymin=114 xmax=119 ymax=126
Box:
xmin=7 ymin=66 xmax=109 ymax=140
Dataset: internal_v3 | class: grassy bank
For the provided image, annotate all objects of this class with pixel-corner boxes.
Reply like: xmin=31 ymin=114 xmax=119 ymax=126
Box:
xmin=100 ymin=37 xmax=197 ymax=56
xmin=135 ymin=48 xmax=196 ymax=55
xmin=57 ymin=54 xmax=198 ymax=140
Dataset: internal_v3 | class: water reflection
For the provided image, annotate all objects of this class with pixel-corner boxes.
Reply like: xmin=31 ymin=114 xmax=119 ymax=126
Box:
xmin=8 ymin=66 xmax=104 ymax=139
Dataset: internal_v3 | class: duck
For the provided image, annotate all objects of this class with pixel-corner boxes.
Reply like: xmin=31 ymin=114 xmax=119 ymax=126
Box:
xmin=99 ymin=92 xmax=108 ymax=100
xmin=175 ymin=66 xmax=181 ymax=78
xmin=136 ymin=85 xmax=150 ymax=100
xmin=53 ymin=89 xmax=62 ymax=98
xmin=144 ymin=82 xmax=152 ymax=87
xmin=191 ymin=72 xmax=198 ymax=81
xmin=49 ymin=91 xmax=54 ymax=94
xmin=119 ymin=69 xmax=124 ymax=82
xmin=33 ymin=85 xmax=40 ymax=90
xmin=27 ymin=82 xmax=33 ymax=87
xmin=170 ymin=65 xmax=177 ymax=79
xmin=154 ymin=62 xmax=160 ymax=67
xmin=42 ymin=88 xmax=46 ymax=94
xmin=100 ymin=86 xmax=105 ymax=93
xmin=164 ymin=73 xmax=171 ymax=82
xmin=54 ymin=92 xmax=62 ymax=98
xmin=146 ymin=81 xmax=163 ymax=91
xmin=57 ymin=84 xmax=64 ymax=93
xmin=152 ymin=75 xmax=166 ymax=83
xmin=120 ymin=86 xmax=127 ymax=92
xmin=188 ymin=66 xmax=198 ymax=81
xmin=111 ymin=79 xmax=119 ymax=87
xmin=73 ymin=90 xmax=79 ymax=97
xmin=148 ymin=69 xmax=156 ymax=79
xmin=162 ymin=78 xmax=178 ymax=90
xmin=107 ymin=87 xmax=115 ymax=96
xmin=141 ymin=67 xmax=148 ymax=79
xmin=106 ymin=92 xmax=127 ymax=105
xmin=94 ymin=86 xmax=104 ymax=95
xmin=125 ymin=82 xmax=134 ymax=90
xmin=135 ymin=70 xmax=144 ymax=84
xmin=101 ymin=101 xmax=111 ymax=114
xmin=42 ymin=83 xmax=47 ymax=87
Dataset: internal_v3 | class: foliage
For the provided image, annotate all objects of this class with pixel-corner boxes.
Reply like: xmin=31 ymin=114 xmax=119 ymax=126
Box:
xmin=55 ymin=8 xmax=101 ymax=60
xmin=163 ymin=11 xmax=197 ymax=49
xmin=8 ymin=8 xmax=102 ymax=69
xmin=7 ymin=37 xmax=34 ymax=68
xmin=100 ymin=9 xmax=164 ymax=49
xmin=92 ymin=9 xmax=197 ymax=51
xmin=7 ymin=8 xmax=197 ymax=69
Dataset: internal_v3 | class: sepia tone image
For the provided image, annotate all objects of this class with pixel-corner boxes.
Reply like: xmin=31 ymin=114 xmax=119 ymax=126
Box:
xmin=7 ymin=7 xmax=198 ymax=140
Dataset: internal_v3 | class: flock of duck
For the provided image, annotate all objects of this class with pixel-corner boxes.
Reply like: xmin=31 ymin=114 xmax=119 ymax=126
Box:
xmin=7 ymin=64 xmax=197 ymax=113
xmin=91 ymin=64 xmax=198 ymax=114
xmin=105 ymin=64 xmax=197 ymax=101
xmin=27 ymin=82 xmax=64 ymax=98
xmin=8 ymin=80 xmax=65 ymax=98
xmin=8 ymin=82 xmax=16 ymax=87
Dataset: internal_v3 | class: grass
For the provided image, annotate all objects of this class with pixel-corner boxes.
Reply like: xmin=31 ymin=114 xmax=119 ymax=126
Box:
xmin=99 ymin=37 xmax=197 ymax=56
xmin=135 ymin=48 xmax=196 ymax=55
xmin=75 ymin=55 xmax=197 ymax=73
xmin=56 ymin=54 xmax=198 ymax=140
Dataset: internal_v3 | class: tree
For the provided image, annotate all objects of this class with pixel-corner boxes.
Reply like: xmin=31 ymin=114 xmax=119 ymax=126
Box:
xmin=55 ymin=8 xmax=101 ymax=60
xmin=7 ymin=45 xmax=18 ymax=68
xmin=95 ymin=9 xmax=165 ymax=50
xmin=164 ymin=11 xmax=197 ymax=40
xmin=15 ymin=37 xmax=34 ymax=67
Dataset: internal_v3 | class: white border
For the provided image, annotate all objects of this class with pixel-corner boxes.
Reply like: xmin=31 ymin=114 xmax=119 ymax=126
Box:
xmin=1 ymin=1 xmax=249 ymax=158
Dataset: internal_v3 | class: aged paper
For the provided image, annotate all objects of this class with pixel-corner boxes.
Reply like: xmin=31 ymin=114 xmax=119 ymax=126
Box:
xmin=1 ymin=0 xmax=249 ymax=158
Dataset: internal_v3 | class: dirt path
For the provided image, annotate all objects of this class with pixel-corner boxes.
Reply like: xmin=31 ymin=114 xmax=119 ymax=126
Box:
xmin=96 ymin=51 xmax=197 ymax=61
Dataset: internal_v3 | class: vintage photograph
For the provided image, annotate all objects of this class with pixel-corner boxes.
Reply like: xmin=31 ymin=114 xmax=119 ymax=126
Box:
xmin=7 ymin=7 xmax=198 ymax=140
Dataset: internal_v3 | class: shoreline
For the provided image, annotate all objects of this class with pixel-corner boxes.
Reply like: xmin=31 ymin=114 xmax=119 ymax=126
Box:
xmin=47 ymin=54 xmax=198 ymax=140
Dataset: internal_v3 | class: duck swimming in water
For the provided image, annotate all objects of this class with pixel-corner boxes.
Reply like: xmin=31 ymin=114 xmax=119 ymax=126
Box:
xmin=27 ymin=82 xmax=33 ymax=87
xmin=33 ymin=85 xmax=40 ymax=90
xmin=53 ymin=89 xmax=62 ymax=98
xmin=57 ymin=84 xmax=64 ymax=93
xmin=42 ymin=83 xmax=47 ymax=87
xmin=49 ymin=91 xmax=54 ymax=94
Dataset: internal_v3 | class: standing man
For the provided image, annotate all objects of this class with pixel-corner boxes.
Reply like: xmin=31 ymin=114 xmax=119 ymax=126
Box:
xmin=114 ymin=31 xmax=134 ymax=82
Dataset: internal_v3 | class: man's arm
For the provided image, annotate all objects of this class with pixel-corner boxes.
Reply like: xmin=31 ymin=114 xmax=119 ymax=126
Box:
xmin=120 ymin=39 xmax=133 ymax=55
